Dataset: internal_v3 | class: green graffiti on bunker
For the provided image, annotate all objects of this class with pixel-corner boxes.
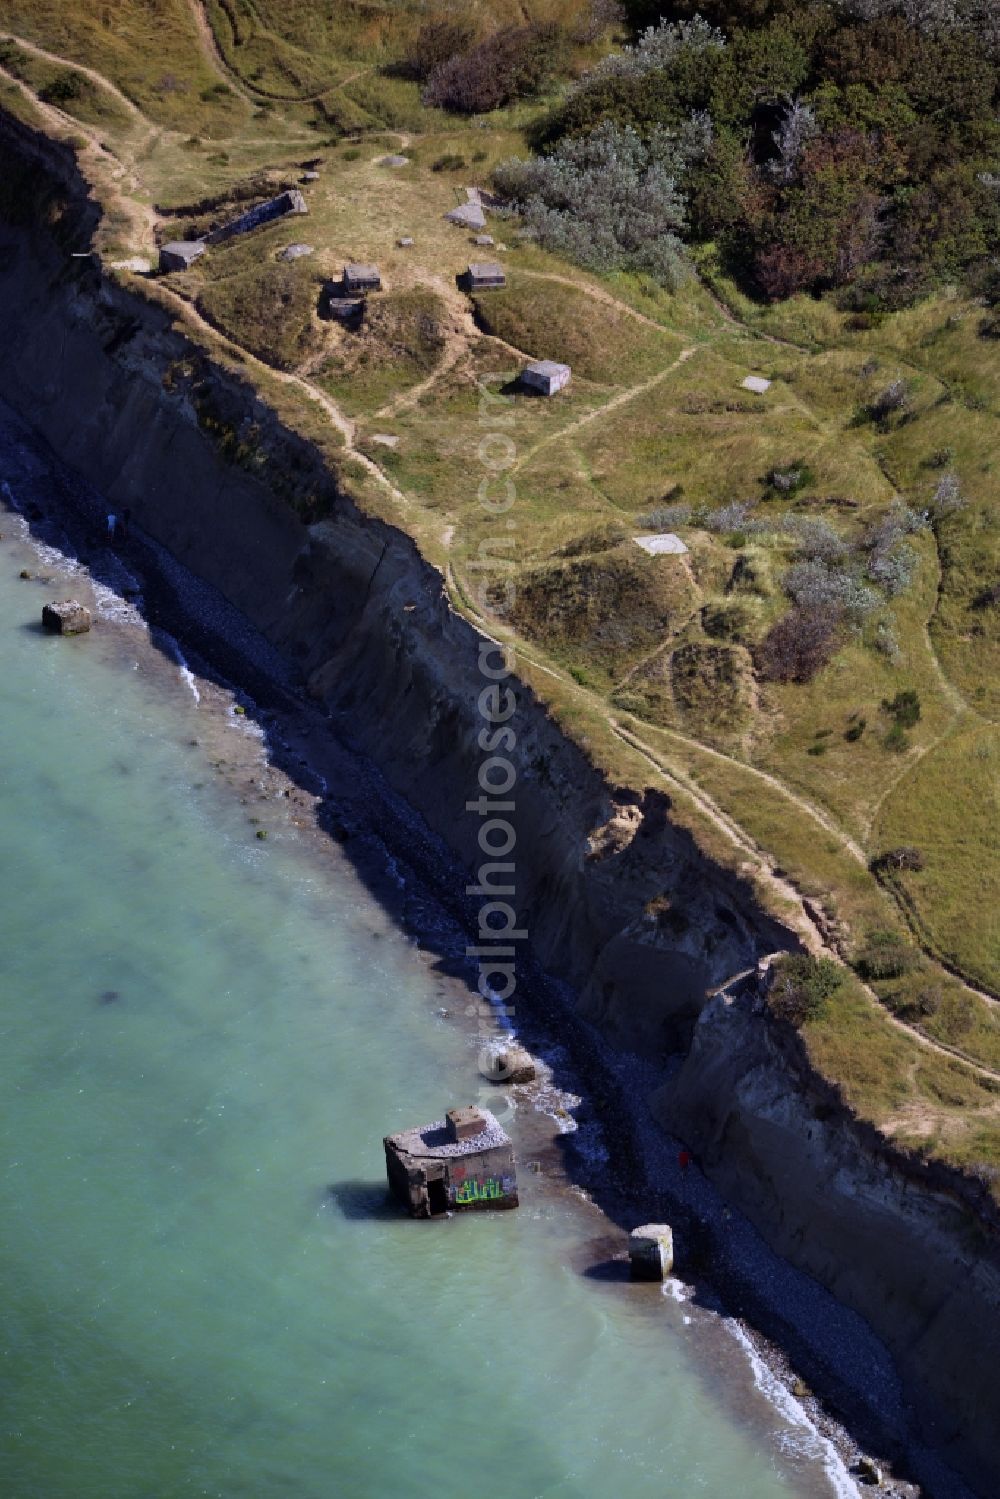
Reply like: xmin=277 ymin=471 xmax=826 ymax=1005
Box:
xmin=453 ymin=1177 xmax=506 ymax=1205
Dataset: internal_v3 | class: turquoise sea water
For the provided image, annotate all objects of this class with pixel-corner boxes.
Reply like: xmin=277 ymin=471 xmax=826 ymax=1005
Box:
xmin=0 ymin=417 xmax=848 ymax=1499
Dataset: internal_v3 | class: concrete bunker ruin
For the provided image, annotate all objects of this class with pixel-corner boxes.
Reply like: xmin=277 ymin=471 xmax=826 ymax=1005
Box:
xmin=384 ymin=1107 xmax=518 ymax=1217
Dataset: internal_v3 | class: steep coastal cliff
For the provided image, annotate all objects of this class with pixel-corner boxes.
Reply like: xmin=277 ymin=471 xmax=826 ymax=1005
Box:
xmin=1 ymin=118 xmax=998 ymax=1495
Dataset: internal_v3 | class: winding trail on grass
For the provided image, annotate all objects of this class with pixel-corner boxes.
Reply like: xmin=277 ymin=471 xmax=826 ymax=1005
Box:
xmin=183 ymin=0 xmax=256 ymax=105
xmin=611 ymin=721 xmax=1000 ymax=1088
xmin=186 ymin=0 xmax=376 ymax=108
xmin=513 ymin=346 xmax=698 ymax=474
xmin=152 ymin=281 xmax=410 ymax=507
xmin=0 ymin=32 xmax=151 ymax=127
xmin=0 ymin=62 xmax=159 ymax=247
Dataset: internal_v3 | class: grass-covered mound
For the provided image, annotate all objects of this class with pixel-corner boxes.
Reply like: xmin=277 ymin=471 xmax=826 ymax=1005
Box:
xmin=315 ymin=290 xmax=449 ymax=414
xmin=472 ymin=275 xmax=678 ymax=384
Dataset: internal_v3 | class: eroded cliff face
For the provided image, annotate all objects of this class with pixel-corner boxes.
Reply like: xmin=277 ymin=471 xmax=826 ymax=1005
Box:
xmin=2 ymin=121 xmax=999 ymax=1495
xmin=656 ymin=991 xmax=1000 ymax=1490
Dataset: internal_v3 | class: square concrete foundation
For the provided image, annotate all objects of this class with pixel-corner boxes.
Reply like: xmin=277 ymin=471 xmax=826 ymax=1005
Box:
xmin=629 ymin=1223 xmax=674 ymax=1281
xmin=384 ymin=1107 xmax=518 ymax=1217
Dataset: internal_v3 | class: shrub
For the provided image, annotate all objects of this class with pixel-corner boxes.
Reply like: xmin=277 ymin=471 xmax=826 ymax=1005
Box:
xmin=929 ymin=470 xmax=965 ymax=519
xmin=642 ymin=501 xmax=691 ymax=529
xmin=844 ymin=716 xmax=866 ymax=741
xmin=883 ymin=688 xmax=921 ymax=728
xmin=973 ymin=581 xmax=1000 ymax=611
xmin=400 ymin=19 xmax=477 ymax=82
xmin=768 ymin=954 xmax=844 ymax=1027
xmin=856 ymin=930 xmax=920 ymax=980
xmin=783 ymin=558 xmax=880 ymax=617
xmin=873 ymin=845 xmax=926 ymax=873
xmin=39 ymin=69 xmax=85 ymax=106
xmin=755 ymin=602 xmax=842 ymax=682
xmin=493 ymin=121 xmax=704 ymax=285
xmin=884 ymin=721 xmax=910 ymax=752
xmin=424 ymin=23 xmax=567 ymax=113
xmin=868 ymin=379 xmax=910 ymax=424
xmin=702 ymin=499 xmax=754 ymax=532
xmin=867 ymin=542 xmax=918 ymax=595
xmin=782 ymin=514 xmax=847 ymax=563
xmin=582 ymin=15 xmax=726 ymax=83
xmin=431 ymin=153 xmax=467 ymax=172
xmin=702 ymin=600 xmax=753 ymax=641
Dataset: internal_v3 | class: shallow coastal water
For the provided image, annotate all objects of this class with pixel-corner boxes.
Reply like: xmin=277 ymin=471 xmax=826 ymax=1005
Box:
xmin=0 ymin=409 xmax=852 ymax=1498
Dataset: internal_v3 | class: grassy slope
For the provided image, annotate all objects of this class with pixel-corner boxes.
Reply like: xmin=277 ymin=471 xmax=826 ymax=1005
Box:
xmin=2 ymin=0 xmax=999 ymax=1188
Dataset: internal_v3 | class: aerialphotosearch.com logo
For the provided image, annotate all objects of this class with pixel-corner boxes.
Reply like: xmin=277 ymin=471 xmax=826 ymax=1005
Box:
xmin=466 ymin=369 xmax=524 ymax=1106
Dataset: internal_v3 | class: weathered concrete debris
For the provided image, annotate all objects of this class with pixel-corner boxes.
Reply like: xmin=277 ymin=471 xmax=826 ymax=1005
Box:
xmin=380 ymin=154 xmax=410 ymax=168
xmin=301 ymin=170 xmax=320 ymax=182
xmin=384 ymin=1106 xmax=518 ymax=1216
xmin=742 ymin=374 xmax=771 ymax=394
xmin=207 ymin=189 xmax=308 ymax=246
xmin=42 ymin=599 xmax=92 ymax=635
xmin=480 ymin=1038 xmax=537 ymax=1084
xmin=857 ymin=1457 xmax=884 ymax=1486
xmin=278 ymin=243 xmax=314 ymax=262
xmin=159 ymin=240 xmax=205 ymax=273
xmin=522 ymin=360 xmax=571 ymax=396
xmin=444 ymin=202 xmax=486 ymax=232
xmin=397 ymin=236 xmax=415 ymax=248
xmin=474 ymin=234 xmax=495 ymax=247
xmin=628 ymin=1223 xmax=674 ymax=1281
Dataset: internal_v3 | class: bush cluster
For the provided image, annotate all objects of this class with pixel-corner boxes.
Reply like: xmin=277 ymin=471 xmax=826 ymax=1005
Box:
xmin=856 ymin=929 xmax=920 ymax=979
xmin=422 ymin=23 xmax=567 ymax=114
xmin=768 ymin=953 xmax=844 ymax=1027
xmin=543 ymin=5 xmax=1000 ymax=302
xmin=493 ymin=121 xmax=704 ymax=285
xmin=755 ymin=602 xmax=842 ymax=682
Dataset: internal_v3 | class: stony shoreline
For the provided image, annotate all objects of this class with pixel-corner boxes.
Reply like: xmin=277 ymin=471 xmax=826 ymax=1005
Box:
xmin=0 ymin=407 xmax=966 ymax=1499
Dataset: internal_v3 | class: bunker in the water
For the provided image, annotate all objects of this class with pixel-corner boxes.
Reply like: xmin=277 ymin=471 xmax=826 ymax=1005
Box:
xmin=384 ymin=1106 xmax=518 ymax=1217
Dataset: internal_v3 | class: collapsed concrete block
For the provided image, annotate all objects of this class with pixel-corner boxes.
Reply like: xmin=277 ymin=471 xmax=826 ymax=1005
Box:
xmin=481 ymin=1039 xmax=537 ymax=1084
xmin=629 ymin=1223 xmax=674 ymax=1281
xmin=445 ymin=202 xmax=486 ymax=232
xmin=42 ymin=599 xmax=92 ymax=635
xmin=384 ymin=1107 xmax=518 ymax=1216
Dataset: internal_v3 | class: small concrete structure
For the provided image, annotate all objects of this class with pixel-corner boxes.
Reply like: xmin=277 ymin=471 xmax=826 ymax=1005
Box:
xmin=742 ymin=374 xmax=771 ymax=394
xmin=445 ymin=201 xmax=486 ymax=232
xmin=159 ymin=240 xmax=205 ymax=273
xmin=384 ymin=1106 xmax=518 ymax=1217
xmin=207 ymin=189 xmax=308 ymax=246
xmin=42 ymin=599 xmax=92 ymax=635
xmin=301 ymin=170 xmax=320 ymax=182
xmin=397 ymin=236 xmax=415 ymax=248
xmin=522 ymin=360 xmax=571 ymax=397
xmin=633 ymin=533 xmax=689 ymax=556
xmin=324 ymin=296 xmax=365 ymax=323
xmin=465 ymin=261 xmax=506 ymax=291
xmin=629 ymin=1224 xmax=674 ymax=1281
xmin=343 ymin=262 xmax=382 ymax=294
xmin=278 ymin=243 xmax=314 ymax=262
xmin=474 ymin=234 xmax=495 ymax=247
xmin=380 ymin=154 xmax=410 ymax=168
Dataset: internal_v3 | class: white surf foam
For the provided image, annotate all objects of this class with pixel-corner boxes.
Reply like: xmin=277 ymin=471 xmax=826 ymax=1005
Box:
xmin=726 ymin=1321 xmax=860 ymax=1499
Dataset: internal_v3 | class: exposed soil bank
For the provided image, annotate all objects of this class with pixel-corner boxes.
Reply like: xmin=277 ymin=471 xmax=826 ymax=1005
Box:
xmin=1 ymin=117 xmax=998 ymax=1497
